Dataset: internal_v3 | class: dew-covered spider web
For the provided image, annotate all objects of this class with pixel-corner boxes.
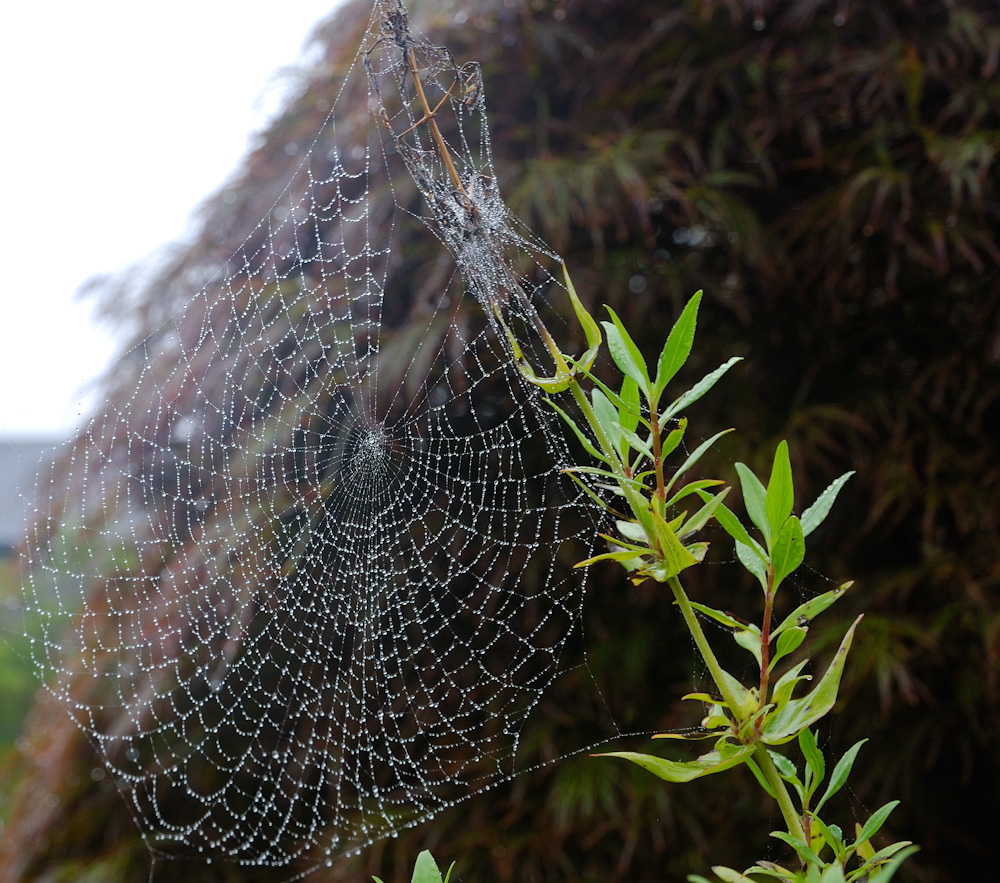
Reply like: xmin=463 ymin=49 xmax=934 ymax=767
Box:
xmin=23 ymin=0 xmax=603 ymax=874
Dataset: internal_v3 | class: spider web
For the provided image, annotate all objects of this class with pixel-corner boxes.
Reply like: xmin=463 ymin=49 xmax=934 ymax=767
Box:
xmin=23 ymin=1 xmax=598 ymax=873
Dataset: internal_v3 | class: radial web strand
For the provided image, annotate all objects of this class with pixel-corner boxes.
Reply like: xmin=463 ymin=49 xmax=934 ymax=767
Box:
xmin=23 ymin=1 xmax=598 ymax=874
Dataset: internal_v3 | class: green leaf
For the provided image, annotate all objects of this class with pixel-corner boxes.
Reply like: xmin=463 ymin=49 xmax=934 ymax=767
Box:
xmin=859 ymin=843 xmax=919 ymax=882
xmin=592 ymin=388 xmax=622 ymax=452
xmin=602 ymin=307 xmax=651 ymax=395
xmin=768 ymin=749 xmax=798 ymax=780
xmin=561 ymin=469 xmax=616 ymax=512
xmin=736 ymin=540 xmax=769 ymax=589
xmin=772 ymin=582 xmax=852 ymax=639
xmin=596 ymin=743 xmax=755 ymax=782
xmin=576 ymin=548 xmax=651 ymax=568
xmin=616 ymin=519 xmax=649 ymax=544
xmin=815 ymin=739 xmax=867 ymax=813
xmin=618 ymin=375 xmax=641 ymax=438
xmin=761 ymin=616 xmax=862 ymax=744
xmin=562 ymin=465 xmax=652 ymax=493
xmin=662 ymin=357 xmax=742 ymax=421
xmin=770 ymin=660 xmax=810 ymax=710
xmin=801 ymin=471 xmax=855 ymax=537
xmin=733 ymin=627 xmax=763 ymax=666
xmin=411 ymin=850 xmax=445 ymax=883
xmin=771 ymin=516 xmax=805 ymax=587
xmin=679 ymin=487 xmax=731 ymax=538
xmin=668 ymin=479 xmax=725 ymax=508
xmin=618 ymin=426 xmax=655 ymax=461
xmin=854 ymin=801 xmax=901 ymax=848
xmin=561 ymin=261 xmax=602 ymax=370
xmin=689 ymin=601 xmax=744 ymax=630
xmin=769 ymin=626 xmax=807 ymax=672
xmin=660 ymin=418 xmax=688 ymax=459
xmin=770 ymin=831 xmax=824 ymax=868
xmin=798 ymin=727 xmax=825 ymax=796
xmin=705 ymin=868 xmax=758 ymax=883
xmin=735 ymin=462 xmax=769 ymax=539
xmin=817 ymin=864 xmax=847 ymax=883
xmin=654 ymin=289 xmax=703 ymax=399
xmin=545 ymin=400 xmax=606 ymax=462
xmin=764 ymin=440 xmax=794 ymax=538
xmin=744 ymin=756 xmax=778 ymax=800
xmin=665 ymin=427 xmax=734 ymax=496
xmin=648 ymin=510 xmax=700 ymax=579
xmin=702 ymin=498 xmax=767 ymax=560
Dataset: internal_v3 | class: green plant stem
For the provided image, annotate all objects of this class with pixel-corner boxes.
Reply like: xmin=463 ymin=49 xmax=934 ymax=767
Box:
xmin=667 ymin=575 xmax=742 ymax=713
xmin=753 ymin=745 xmax=807 ymax=845
xmin=669 ymin=575 xmax=806 ymax=845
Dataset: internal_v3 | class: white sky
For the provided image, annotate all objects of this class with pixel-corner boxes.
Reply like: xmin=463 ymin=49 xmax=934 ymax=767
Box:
xmin=0 ymin=0 xmax=341 ymax=439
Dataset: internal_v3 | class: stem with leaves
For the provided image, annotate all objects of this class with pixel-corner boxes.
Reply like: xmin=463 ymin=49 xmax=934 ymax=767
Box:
xmin=505 ymin=269 xmax=916 ymax=883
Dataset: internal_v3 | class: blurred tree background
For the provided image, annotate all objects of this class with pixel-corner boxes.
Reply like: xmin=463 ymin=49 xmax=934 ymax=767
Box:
xmin=2 ymin=0 xmax=998 ymax=880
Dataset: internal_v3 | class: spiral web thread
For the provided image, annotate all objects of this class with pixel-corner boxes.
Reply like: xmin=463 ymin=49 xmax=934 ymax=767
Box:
xmin=23 ymin=1 xmax=596 ymax=874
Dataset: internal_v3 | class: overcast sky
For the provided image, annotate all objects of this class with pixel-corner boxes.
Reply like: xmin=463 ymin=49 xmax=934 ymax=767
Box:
xmin=0 ymin=0 xmax=340 ymax=438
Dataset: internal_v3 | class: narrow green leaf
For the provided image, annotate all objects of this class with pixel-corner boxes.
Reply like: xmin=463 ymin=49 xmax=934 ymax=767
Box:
xmin=561 ymin=261 xmax=602 ymax=359
xmin=761 ymin=617 xmax=862 ymax=744
xmin=858 ymin=843 xmax=919 ymax=882
xmin=592 ymin=388 xmax=622 ymax=452
xmin=703 ymin=498 xmax=766 ymax=558
xmin=562 ymin=465 xmax=651 ymax=492
xmin=772 ymin=582 xmax=852 ymax=639
xmin=668 ymin=479 xmax=725 ymax=508
xmin=575 ymin=549 xmax=650 ymax=568
xmin=618 ymin=375 xmax=642 ymax=438
xmin=602 ymin=307 xmax=651 ymax=394
xmin=815 ymin=739 xmax=867 ymax=813
xmin=689 ymin=601 xmax=744 ymax=630
xmin=679 ymin=487 xmax=731 ymax=538
xmin=764 ymin=440 xmax=794 ymax=538
xmin=618 ymin=426 xmax=655 ymax=461
xmin=595 ymin=743 xmax=755 ymax=782
xmin=665 ymin=427 xmax=734 ymax=496
xmin=545 ymin=400 xmax=606 ymax=462
xmin=744 ymin=756 xmax=778 ymax=799
xmin=660 ymin=418 xmax=688 ymax=459
xmin=769 ymin=831 xmax=824 ymax=867
xmin=854 ymin=801 xmax=901 ymax=848
xmin=801 ymin=471 xmax=855 ymax=538
xmin=771 ymin=516 xmax=805 ymax=588
xmin=769 ymin=626 xmax=808 ymax=672
xmin=662 ymin=356 xmax=742 ymax=421
xmin=735 ymin=462 xmax=769 ymax=539
xmin=770 ymin=659 xmax=810 ymax=710
xmin=650 ymin=510 xmax=700 ymax=578
xmin=561 ymin=469 xmax=616 ymax=512
xmin=654 ymin=289 xmax=703 ymax=399
xmin=798 ymin=728 xmax=825 ymax=796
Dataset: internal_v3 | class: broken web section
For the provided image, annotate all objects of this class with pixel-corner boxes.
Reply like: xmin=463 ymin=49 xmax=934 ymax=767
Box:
xmin=23 ymin=0 xmax=594 ymax=873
